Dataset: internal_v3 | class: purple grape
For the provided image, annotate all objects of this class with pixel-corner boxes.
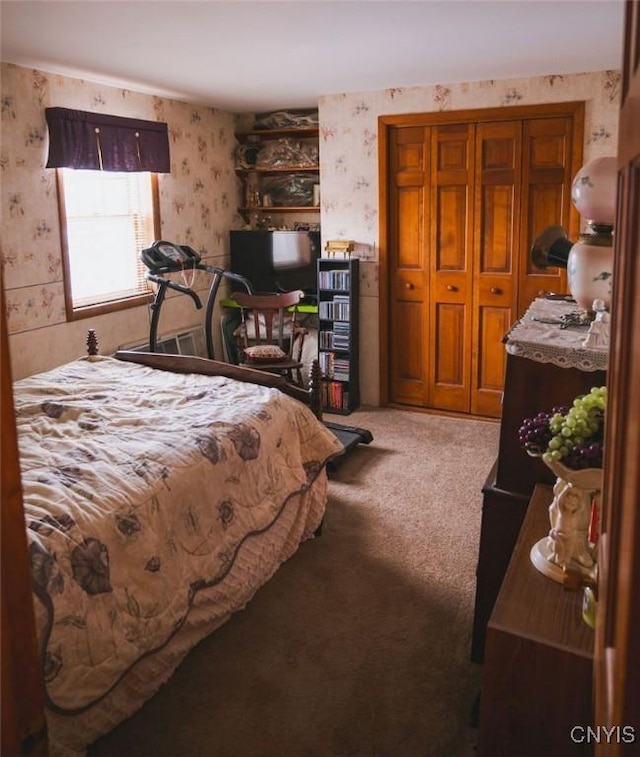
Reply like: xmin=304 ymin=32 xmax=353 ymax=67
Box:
xmin=518 ymin=411 xmax=553 ymax=455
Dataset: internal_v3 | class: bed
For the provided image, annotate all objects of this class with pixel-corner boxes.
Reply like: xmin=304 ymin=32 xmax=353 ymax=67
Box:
xmin=14 ymin=346 xmax=343 ymax=756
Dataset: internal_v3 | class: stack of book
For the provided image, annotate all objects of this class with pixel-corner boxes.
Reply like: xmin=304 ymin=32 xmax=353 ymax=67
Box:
xmin=319 ymin=295 xmax=350 ymax=320
xmin=322 ymin=381 xmax=350 ymax=411
xmin=318 ymin=268 xmax=351 ymax=290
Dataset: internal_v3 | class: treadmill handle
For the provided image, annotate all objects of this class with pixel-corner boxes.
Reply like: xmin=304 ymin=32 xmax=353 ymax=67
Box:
xmin=147 ymin=274 xmax=203 ymax=309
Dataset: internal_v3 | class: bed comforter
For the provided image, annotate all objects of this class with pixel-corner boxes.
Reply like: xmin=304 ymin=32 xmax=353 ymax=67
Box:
xmin=14 ymin=356 xmax=342 ymax=752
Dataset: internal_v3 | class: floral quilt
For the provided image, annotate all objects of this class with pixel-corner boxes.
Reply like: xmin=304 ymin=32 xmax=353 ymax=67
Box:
xmin=14 ymin=356 xmax=342 ymax=716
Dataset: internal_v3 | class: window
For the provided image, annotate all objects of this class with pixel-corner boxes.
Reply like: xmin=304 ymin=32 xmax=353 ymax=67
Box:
xmin=57 ymin=168 xmax=160 ymax=319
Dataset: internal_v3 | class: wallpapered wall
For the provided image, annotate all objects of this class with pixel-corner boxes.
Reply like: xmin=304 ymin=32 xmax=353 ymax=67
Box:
xmin=2 ymin=63 xmax=621 ymax=405
xmin=1 ymin=63 xmax=241 ymax=379
xmin=318 ymin=70 xmax=621 ymax=405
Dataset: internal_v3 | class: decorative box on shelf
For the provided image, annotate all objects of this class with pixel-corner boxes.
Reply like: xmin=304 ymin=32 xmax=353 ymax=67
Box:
xmin=324 ymin=239 xmax=355 ymax=259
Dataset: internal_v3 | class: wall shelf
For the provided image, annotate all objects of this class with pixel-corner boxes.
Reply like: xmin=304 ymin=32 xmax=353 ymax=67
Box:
xmin=235 ymin=166 xmax=319 ymax=175
xmin=238 ymin=206 xmax=319 ymax=213
xmin=235 ymin=122 xmax=320 ymax=222
xmin=236 ymin=127 xmax=319 ymax=142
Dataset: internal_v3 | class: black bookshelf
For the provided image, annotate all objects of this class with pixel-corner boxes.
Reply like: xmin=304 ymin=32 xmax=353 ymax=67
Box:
xmin=317 ymin=257 xmax=359 ymax=414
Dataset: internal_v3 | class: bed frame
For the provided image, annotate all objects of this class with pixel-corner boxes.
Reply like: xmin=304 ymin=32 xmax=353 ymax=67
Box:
xmin=85 ymin=328 xmax=324 ymax=419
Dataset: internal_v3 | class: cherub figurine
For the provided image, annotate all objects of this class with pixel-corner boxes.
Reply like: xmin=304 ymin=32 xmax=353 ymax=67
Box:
xmin=582 ymin=298 xmax=610 ymax=349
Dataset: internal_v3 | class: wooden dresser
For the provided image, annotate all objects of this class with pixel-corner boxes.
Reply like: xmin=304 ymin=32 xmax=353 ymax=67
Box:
xmin=471 ymin=298 xmax=607 ymax=663
xmin=478 ymin=484 xmax=594 ymax=756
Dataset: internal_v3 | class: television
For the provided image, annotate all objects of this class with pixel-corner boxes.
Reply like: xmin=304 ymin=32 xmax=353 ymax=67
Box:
xmin=230 ymin=230 xmax=321 ymax=299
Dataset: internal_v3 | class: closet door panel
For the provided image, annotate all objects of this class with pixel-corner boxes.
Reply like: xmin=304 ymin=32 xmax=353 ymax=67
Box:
xmin=474 ymin=304 xmax=514 ymax=417
xmin=472 ymin=121 xmax=521 ymax=417
xmin=392 ymin=300 xmax=427 ymax=393
xmin=479 ymin=184 xmax=516 ymax=271
xmin=519 ymin=117 xmax=577 ymax=313
xmin=435 ymin=186 xmax=468 ymax=269
xmin=433 ymin=302 xmax=466 ymax=387
xmin=389 ymin=126 xmax=430 ymax=405
xmin=429 ymin=123 xmax=474 ymax=412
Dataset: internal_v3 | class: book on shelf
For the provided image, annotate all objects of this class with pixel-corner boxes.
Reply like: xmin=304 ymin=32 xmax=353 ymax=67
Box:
xmin=319 ymin=295 xmax=350 ymax=320
xmin=321 ymin=380 xmax=350 ymax=411
xmin=319 ymin=324 xmax=350 ymax=350
xmin=318 ymin=269 xmax=351 ymax=290
xmin=319 ymin=351 xmax=349 ymax=381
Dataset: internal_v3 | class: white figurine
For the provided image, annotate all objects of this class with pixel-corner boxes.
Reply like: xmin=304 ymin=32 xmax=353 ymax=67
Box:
xmin=582 ymin=298 xmax=610 ymax=349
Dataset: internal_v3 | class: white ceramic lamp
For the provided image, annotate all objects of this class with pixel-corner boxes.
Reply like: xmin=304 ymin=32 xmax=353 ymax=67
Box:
xmin=567 ymin=157 xmax=617 ymax=311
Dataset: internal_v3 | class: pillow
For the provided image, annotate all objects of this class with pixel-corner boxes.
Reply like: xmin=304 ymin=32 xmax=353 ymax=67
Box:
xmin=243 ymin=344 xmax=287 ymax=363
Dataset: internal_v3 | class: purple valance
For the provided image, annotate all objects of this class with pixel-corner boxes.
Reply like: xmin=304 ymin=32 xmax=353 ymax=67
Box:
xmin=45 ymin=107 xmax=170 ymax=173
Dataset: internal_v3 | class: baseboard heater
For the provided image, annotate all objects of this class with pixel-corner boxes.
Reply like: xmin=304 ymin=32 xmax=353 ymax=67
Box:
xmin=119 ymin=327 xmax=207 ymax=359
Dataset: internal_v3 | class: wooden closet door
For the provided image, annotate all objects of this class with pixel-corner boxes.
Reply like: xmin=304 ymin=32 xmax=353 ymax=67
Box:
xmin=518 ymin=117 xmax=576 ymax=315
xmin=471 ymin=121 xmax=522 ymax=417
xmin=380 ymin=102 xmax=583 ymax=416
xmin=388 ymin=126 xmax=431 ymax=405
xmin=429 ymin=123 xmax=475 ymax=412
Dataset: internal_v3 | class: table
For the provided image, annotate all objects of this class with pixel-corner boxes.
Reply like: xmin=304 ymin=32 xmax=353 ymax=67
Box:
xmin=503 ymin=296 xmax=608 ymax=372
xmin=477 ymin=484 xmax=594 ymax=757
xmin=471 ymin=298 xmax=607 ymax=662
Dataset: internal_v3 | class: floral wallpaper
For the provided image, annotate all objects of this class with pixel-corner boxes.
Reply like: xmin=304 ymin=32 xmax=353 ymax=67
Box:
xmin=318 ymin=70 xmax=621 ymax=405
xmin=2 ymin=63 xmax=622 ymax=405
xmin=1 ymin=63 xmax=243 ymax=379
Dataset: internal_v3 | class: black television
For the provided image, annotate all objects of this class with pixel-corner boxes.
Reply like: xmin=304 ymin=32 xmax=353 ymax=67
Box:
xmin=230 ymin=230 xmax=320 ymax=299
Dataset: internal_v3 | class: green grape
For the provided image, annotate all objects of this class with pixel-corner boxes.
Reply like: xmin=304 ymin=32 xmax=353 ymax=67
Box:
xmin=520 ymin=386 xmax=606 ymax=470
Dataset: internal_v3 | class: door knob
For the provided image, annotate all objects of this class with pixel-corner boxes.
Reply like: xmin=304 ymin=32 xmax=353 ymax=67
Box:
xmin=405 ymin=282 xmax=414 ymax=289
xmin=490 ymin=286 xmax=501 ymax=295
xmin=446 ymin=285 xmax=457 ymax=292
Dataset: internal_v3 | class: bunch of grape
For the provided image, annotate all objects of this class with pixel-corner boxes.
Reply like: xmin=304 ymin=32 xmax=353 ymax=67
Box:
xmin=518 ymin=410 xmax=558 ymax=455
xmin=541 ymin=386 xmax=607 ymax=469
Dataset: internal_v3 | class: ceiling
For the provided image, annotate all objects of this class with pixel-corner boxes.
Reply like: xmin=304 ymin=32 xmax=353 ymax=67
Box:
xmin=0 ymin=0 xmax=625 ymax=113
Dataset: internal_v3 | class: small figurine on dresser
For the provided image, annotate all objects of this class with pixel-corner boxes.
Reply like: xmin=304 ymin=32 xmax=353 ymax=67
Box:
xmin=582 ymin=299 xmax=610 ymax=349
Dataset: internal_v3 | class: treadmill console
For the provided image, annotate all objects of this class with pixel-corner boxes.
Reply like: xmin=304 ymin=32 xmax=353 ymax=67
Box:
xmin=141 ymin=241 xmax=201 ymax=274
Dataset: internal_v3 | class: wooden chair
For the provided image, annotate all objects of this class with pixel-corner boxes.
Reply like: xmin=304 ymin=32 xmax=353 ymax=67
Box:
xmin=231 ymin=289 xmax=308 ymax=386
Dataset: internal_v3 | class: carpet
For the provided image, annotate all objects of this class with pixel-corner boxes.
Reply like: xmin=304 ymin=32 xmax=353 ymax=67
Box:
xmin=90 ymin=407 xmax=499 ymax=757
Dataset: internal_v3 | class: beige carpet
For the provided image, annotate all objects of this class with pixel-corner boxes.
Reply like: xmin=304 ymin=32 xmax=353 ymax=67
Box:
xmin=90 ymin=407 xmax=499 ymax=757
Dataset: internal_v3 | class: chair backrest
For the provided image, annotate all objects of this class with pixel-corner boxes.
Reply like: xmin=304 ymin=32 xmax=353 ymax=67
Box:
xmin=231 ymin=290 xmax=304 ymax=352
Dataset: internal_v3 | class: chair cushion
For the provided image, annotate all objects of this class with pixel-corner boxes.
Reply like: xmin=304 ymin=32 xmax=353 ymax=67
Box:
xmin=243 ymin=344 xmax=287 ymax=363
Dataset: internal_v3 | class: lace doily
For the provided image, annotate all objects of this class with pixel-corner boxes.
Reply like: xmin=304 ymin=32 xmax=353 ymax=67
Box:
xmin=505 ymin=298 xmax=608 ymax=372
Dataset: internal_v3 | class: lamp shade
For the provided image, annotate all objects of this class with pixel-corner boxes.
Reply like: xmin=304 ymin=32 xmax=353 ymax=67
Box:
xmin=571 ymin=157 xmax=617 ymax=225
